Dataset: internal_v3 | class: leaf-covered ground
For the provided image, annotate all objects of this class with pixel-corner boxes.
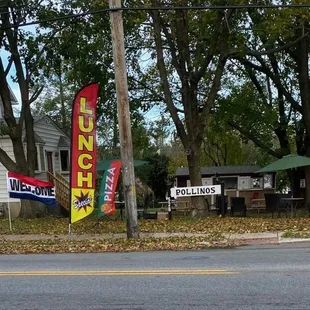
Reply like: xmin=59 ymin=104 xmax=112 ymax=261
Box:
xmin=1 ymin=217 xmax=310 ymax=254
xmin=1 ymin=217 xmax=310 ymax=235
xmin=0 ymin=236 xmax=239 ymax=254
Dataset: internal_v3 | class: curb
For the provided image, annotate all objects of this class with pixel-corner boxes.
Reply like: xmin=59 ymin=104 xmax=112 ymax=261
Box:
xmin=1 ymin=233 xmax=310 ymax=245
xmin=230 ymin=237 xmax=279 ymax=245
xmin=278 ymin=238 xmax=310 ymax=244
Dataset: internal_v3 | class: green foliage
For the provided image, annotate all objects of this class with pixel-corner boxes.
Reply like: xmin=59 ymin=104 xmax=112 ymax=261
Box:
xmin=135 ymin=177 xmax=155 ymax=209
xmin=136 ymin=153 xmax=170 ymax=200
xmin=201 ymin=113 xmax=272 ymax=167
xmin=165 ymin=139 xmax=187 ymax=177
xmin=222 ymin=1 xmax=310 ymax=161
xmin=132 ymin=117 xmax=156 ymax=159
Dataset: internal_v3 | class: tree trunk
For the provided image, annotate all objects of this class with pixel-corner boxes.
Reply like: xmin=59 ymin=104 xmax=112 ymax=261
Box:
xmin=58 ymin=70 xmax=68 ymax=133
xmin=304 ymin=166 xmax=310 ymax=209
xmin=0 ymin=3 xmax=43 ymax=218
xmin=19 ymin=200 xmax=37 ymax=219
xmin=187 ymin=144 xmax=208 ymax=217
xmin=296 ymin=27 xmax=310 ymax=208
xmin=112 ymin=105 xmax=118 ymax=156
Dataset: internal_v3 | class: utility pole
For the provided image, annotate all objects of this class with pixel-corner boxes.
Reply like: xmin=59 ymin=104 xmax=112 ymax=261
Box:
xmin=109 ymin=0 xmax=139 ymax=238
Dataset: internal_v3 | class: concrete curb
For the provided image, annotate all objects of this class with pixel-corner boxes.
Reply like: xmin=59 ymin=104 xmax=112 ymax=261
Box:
xmin=278 ymin=238 xmax=310 ymax=244
xmin=1 ymin=232 xmax=310 ymax=245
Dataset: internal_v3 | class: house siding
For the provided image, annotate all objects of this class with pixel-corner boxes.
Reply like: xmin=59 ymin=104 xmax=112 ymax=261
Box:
xmin=0 ymin=137 xmax=19 ymax=203
xmin=0 ymin=116 xmax=71 ymax=204
xmin=33 ymin=117 xmax=63 ymax=172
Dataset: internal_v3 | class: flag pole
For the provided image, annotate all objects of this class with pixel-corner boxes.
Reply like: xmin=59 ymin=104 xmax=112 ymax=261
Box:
xmin=69 ymin=190 xmax=72 ymax=236
xmin=6 ymin=172 xmax=12 ymax=231
xmin=7 ymin=195 xmax=12 ymax=231
xmin=69 ymin=189 xmax=72 ymax=236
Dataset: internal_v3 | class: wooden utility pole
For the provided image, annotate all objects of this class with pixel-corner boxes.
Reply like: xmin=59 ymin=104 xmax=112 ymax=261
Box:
xmin=109 ymin=0 xmax=139 ymax=238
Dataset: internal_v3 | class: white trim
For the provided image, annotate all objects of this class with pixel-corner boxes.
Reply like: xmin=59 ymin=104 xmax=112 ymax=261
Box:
xmin=35 ymin=145 xmax=47 ymax=173
xmin=237 ymin=176 xmax=251 ymax=190
xmin=35 ymin=145 xmax=41 ymax=173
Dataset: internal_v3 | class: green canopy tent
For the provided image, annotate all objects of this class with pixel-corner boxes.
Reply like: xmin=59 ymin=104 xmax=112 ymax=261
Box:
xmin=256 ymin=154 xmax=310 ymax=196
xmin=256 ymin=154 xmax=310 ymax=173
xmin=97 ymin=159 xmax=148 ymax=171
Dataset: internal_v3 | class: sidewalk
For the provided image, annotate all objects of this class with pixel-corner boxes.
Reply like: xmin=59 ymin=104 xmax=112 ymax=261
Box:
xmin=1 ymin=232 xmax=310 ymax=245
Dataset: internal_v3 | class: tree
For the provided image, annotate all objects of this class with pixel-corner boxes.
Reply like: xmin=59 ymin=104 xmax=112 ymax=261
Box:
xmin=135 ymin=153 xmax=170 ymax=201
xmin=223 ymin=2 xmax=310 ymax=200
xmin=201 ymin=113 xmax=271 ymax=167
xmin=148 ymin=115 xmax=171 ymax=153
xmin=148 ymin=0 xmax=236 ymax=214
xmin=32 ymin=65 xmax=74 ymax=136
xmin=0 ymin=0 xmax=61 ymax=218
xmin=35 ymin=0 xmax=158 ymax=158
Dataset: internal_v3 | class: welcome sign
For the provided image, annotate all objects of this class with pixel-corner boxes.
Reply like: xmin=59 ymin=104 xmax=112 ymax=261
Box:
xmin=7 ymin=172 xmax=56 ymax=205
xmin=70 ymin=83 xmax=99 ymax=224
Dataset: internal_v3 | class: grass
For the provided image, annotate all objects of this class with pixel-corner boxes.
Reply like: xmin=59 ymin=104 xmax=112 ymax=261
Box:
xmin=1 ymin=214 xmax=310 ymax=236
xmin=1 ymin=213 xmax=310 ymax=254
xmin=281 ymin=230 xmax=310 ymax=239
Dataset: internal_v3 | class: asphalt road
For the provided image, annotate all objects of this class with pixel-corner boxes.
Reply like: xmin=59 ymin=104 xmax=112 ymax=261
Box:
xmin=1 ymin=242 xmax=310 ymax=310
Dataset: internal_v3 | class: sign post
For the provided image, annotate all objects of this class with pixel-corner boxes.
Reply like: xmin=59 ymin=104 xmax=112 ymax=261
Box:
xmin=220 ymin=182 xmax=225 ymax=216
xmin=167 ymin=196 xmax=172 ymax=220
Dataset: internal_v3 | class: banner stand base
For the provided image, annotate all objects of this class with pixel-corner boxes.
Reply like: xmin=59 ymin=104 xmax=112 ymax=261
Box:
xmin=68 ymin=223 xmax=72 ymax=236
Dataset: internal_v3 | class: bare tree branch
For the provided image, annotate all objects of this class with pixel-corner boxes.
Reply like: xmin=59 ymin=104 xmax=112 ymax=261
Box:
xmin=245 ymin=66 xmax=270 ymax=107
xmin=0 ymin=147 xmax=18 ymax=172
xmin=191 ymin=10 xmax=229 ymax=85
xmin=203 ymin=139 xmax=218 ymax=166
xmin=266 ymin=77 xmax=273 ymax=106
xmin=0 ymin=59 xmax=18 ymax=132
xmin=238 ymin=57 xmax=302 ymax=113
xmin=150 ymin=1 xmax=189 ymax=148
xmin=4 ymin=57 xmax=13 ymax=76
xmin=29 ymin=86 xmax=44 ymax=104
xmin=246 ymin=34 xmax=308 ymax=57
xmin=228 ymin=121 xmax=279 ymax=158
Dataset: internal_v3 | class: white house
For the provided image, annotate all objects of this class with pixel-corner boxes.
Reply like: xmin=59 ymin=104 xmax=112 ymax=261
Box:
xmin=0 ymin=89 xmax=71 ymax=217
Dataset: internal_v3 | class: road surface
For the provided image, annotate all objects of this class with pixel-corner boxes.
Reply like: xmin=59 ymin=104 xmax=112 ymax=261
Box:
xmin=1 ymin=242 xmax=310 ymax=309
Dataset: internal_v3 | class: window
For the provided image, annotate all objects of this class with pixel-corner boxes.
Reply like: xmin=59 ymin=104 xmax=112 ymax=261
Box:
xmin=39 ymin=146 xmax=45 ymax=171
xmin=263 ymin=174 xmax=273 ymax=189
xmin=35 ymin=146 xmax=45 ymax=171
xmin=251 ymin=178 xmax=262 ymax=189
xmin=220 ymin=177 xmax=238 ymax=189
xmin=60 ymin=150 xmax=70 ymax=171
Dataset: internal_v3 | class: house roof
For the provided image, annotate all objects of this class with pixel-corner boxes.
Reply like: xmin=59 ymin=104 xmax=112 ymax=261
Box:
xmin=23 ymin=131 xmax=45 ymax=144
xmin=9 ymin=86 xmax=19 ymax=105
xmin=176 ymin=166 xmax=261 ymax=177
xmin=0 ymin=85 xmax=19 ymax=106
xmin=33 ymin=115 xmax=70 ymax=138
xmin=57 ymin=136 xmax=70 ymax=148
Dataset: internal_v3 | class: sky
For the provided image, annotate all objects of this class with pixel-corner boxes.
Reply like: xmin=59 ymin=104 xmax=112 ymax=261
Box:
xmin=1 ymin=49 xmax=20 ymax=97
xmin=1 ymin=24 xmax=36 ymax=109
xmin=0 ymin=49 xmax=22 ymax=118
